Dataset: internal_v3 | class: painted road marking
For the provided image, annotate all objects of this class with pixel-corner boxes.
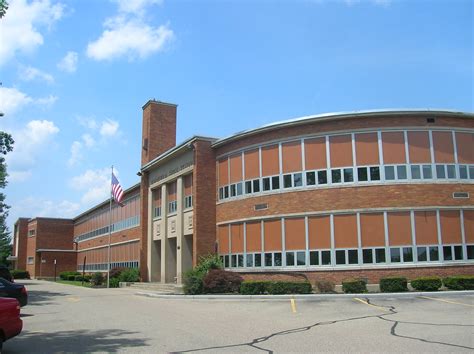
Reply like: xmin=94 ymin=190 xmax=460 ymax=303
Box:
xmin=419 ymin=296 xmax=474 ymax=307
xmin=290 ymin=298 xmax=297 ymax=313
xmin=67 ymin=297 xmax=81 ymax=303
xmin=353 ymin=297 xmax=388 ymax=311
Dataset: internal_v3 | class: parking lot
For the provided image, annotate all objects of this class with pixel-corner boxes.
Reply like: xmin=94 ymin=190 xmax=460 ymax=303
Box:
xmin=3 ymin=280 xmax=473 ymax=353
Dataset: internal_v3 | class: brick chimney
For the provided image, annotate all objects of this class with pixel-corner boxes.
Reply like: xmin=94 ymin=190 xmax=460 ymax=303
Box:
xmin=141 ymin=100 xmax=177 ymax=166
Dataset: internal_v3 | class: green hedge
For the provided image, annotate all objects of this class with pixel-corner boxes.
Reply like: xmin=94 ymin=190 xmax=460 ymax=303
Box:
xmin=59 ymin=271 xmax=80 ymax=280
xmin=10 ymin=269 xmax=30 ymax=279
xmin=342 ymin=279 xmax=367 ymax=293
xmin=183 ymin=254 xmax=223 ymax=295
xmin=118 ymin=268 xmax=139 ymax=283
xmin=380 ymin=277 xmax=408 ymax=293
xmin=442 ymin=276 xmax=474 ymax=290
xmin=240 ymin=281 xmax=312 ymax=295
xmin=410 ymin=277 xmax=442 ymax=291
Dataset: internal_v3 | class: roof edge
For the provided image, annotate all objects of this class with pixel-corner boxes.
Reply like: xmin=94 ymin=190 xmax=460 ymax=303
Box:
xmin=142 ymin=99 xmax=178 ymax=110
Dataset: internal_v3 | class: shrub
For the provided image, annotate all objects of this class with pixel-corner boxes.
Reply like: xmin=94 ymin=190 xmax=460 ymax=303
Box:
xmin=342 ymin=279 xmax=367 ymax=293
xmin=118 ymin=268 xmax=140 ymax=283
xmin=84 ymin=275 xmax=92 ymax=282
xmin=183 ymin=270 xmax=203 ymax=295
xmin=68 ymin=275 xmax=77 ymax=281
xmin=203 ymin=269 xmax=243 ymax=293
xmin=410 ymin=277 xmax=442 ymax=291
xmin=193 ymin=254 xmax=223 ymax=277
xmin=315 ymin=280 xmax=335 ymax=294
xmin=109 ymin=277 xmax=120 ymax=288
xmin=183 ymin=254 xmax=224 ymax=295
xmin=74 ymin=275 xmax=84 ymax=282
xmin=59 ymin=271 xmax=80 ymax=280
xmin=10 ymin=269 xmax=30 ymax=279
xmin=90 ymin=272 xmax=104 ymax=286
xmin=239 ymin=281 xmax=312 ymax=295
xmin=109 ymin=267 xmax=127 ymax=279
xmin=380 ymin=277 xmax=408 ymax=293
xmin=442 ymin=275 xmax=474 ymax=290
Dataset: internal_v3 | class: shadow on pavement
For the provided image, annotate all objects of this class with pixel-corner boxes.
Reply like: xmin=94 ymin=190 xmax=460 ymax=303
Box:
xmin=26 ymin=288 xmax=72 ymax=306
xmin=6 ymin=329 xmax=149 ymax=353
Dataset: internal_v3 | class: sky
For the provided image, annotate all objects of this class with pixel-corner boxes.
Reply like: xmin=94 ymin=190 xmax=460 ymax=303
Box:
xmin=0 ymin=0 xmax=472 ymax=230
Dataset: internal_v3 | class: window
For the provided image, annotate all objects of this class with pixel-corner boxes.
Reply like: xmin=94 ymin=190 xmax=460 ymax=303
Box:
xmin=336 ymin=250 xmax=345 ymax=265
xmin=283 ymin=174 xmax=292 ymax=188
xmin=318 ymin=170 xmax=328 ymax=184
xmin=417 ymin=246 xmax=439 ymax=262
xmin=385 ymin=166 xmax=395 ymax=180
xmin=153 ymin=206 xmax=162 ymax=218
xmin=411 ymin=165 xmax=421 ymax=179
xmin=246 ymin=254 xmax=254 ymax=267
xmin=236 ymin=183 xmax=243 ymax=196
xmin=447 ymin=165 xmax=456 ymax=179
xmin=348 ymin=249 xmax=358 ymax=264
xmin=27 ymin=257 xmax=34 ymax=264
xmin=361 ymin=248 xmax=386 ymax=263
xmin=375 ymin=248 xmax=386 ymax=263
xmin=224 ymin=255 xmax=230 ymax=267
xmin=397 ymin=165 xmax=407 ymax=180
xmin=224 ymin=186 xmax=229 ymax=198
xmin=253 ymin=179 xmax=260 ymax=193
xmin=264 ymin=253 xmax=272 ymax=266
xmin=390 ymin=248 xmax=401 ymax=262
xmin=343 ymin=168 xmax=354 ymax=183
xmin=263 ymin=177 xmax=271 ymax=191
xmin=467 ymin=245 xmax=474 ymax=260
xmin=308 ymin=250 xmax=331 ymax=266
xmin=370 ymin=167 xmax=380 ymax=181
xmin=231 ymin=255 xmax=237 ymax=267
xmin=436 ymin=165 xmax=446 ymax=178
xmin=459 ymin=165 xmax=468 ymax=179
xmin=331 ymin=169 xmax=341 ymax=183
xmin=230 ymin=184 xmax=236 ymax=197
xmin=321 ymin=250 xmax=331 ymax=265
xmin=168 ymin=200 xmax=177 ymax=213
xmin=255 ymin=253 xmax=262 ymax=267
xmin=358 ymin=167 xmax=368 ymax=182
xmin=422 ymin=165 xmax=432 ymax=179
xmin=238 ymin=254 xmax=244 ymax=267
xmin=272 ymin=176 xmax=280 ymax=190
xmin=245 ymin=181 xmax=252 ymax=194
xmin=403 ymin=247 xmax=413 ymax=262
xmin=294 ymin=173 xmax=303 ymax=187
xmin=470 ymin=166 xmax=474 ymax=180
xmin=363 ymin=249 xmax=373 ymax=264
xmin=274 ymin=252 xmax=282 ymax=266
xmin=296 ymin=251 xmax=306 ymax=265
xmin=287 ymin=251 xmax=305 ymax=266
xmin=306 ymin=171 xmax=316 ymax=186
xmin=184 ymin=195 xmax=193 ymax=209
xmin=286 ymin=252 xmax=295 ymax=266
xmin=309 ymin=251 xmax=318 ymax=265
xmin=28 ymin=230 xmax=35 ymax=237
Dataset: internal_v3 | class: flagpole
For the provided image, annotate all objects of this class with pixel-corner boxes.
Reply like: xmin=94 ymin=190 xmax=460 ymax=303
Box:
xmin=107 ymin=165 xmax=113 ymax=288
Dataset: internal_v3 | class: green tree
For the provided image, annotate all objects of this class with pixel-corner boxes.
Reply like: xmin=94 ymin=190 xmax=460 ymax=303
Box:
xmin=0 ymin=0 xmax=8 ymax=19
xmin=0 ymin=132 xmax=14 ymax=265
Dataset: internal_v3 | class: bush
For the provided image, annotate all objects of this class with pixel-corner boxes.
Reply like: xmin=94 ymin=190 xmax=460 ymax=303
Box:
xmin=380 ymin=277 xmax=408 ymax=293
xmin=118 ymin=268 xmax=140 ymax=283
xmin=183 ymin=254 xmax=224 ymax=295
xmin=203 ymin=269 xmax=243 ymax=293
xmin=239 ymin=281 xmax=312 ymax=295
xmin=442 ymin=275 xmax=474 ymax=290
xmin=84 ymin=275 xmax=92 ymax=282
xmin=109 ymin=277 xmax=120 ymax=288
xmin=109 ymin=267 xmax=127 ymax=279
xmin=68 ymin=275 xmax=77 ymax=281
xmin=315 ymin=280 xmax=335 ymax=294
xmin=90 ymin=272 xmax=104 ymax=286
xmin=59 ymin=271 xmax=80 ymax=280
xmin=342 ymin=279 xmax=367 ymax=294
xmin=10 ymin=269 xmax=30 ymax=279
xmin=410 ymin=277 xmax=442 ymax=291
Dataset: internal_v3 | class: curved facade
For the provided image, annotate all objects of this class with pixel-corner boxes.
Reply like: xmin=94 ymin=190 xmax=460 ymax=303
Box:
xmin=213 ymin=110 xmax=474 ymax=283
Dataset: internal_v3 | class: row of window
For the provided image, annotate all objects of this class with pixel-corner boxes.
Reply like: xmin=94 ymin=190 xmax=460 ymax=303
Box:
xmin=221 ymin=244 xmax=474 ymax=268
xmin=75 ymin=215 xmax=140 ymax=243
xmin=153 ymin=195 xmax=193 ymax=219
xmin=218 ymin=163 xmax=474 ymax=200
xmin=77 ymin=261 xmax=139 ymax=272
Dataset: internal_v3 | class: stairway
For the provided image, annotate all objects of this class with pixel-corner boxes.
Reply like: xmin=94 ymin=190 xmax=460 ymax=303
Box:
xmin=129 ymin=282 xmax=184 ymax=294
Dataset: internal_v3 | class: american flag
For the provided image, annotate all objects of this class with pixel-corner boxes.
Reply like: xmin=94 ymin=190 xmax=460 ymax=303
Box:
xmin=111 ymin=172 xmax=124 ymax=205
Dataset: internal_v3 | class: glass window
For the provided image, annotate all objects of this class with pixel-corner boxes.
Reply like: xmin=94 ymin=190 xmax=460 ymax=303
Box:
xmin=264 ymin=253 xmax=272 ymax=266
xmin=363 ymin=249 xmax=373 ymax=264
xmin=263 ymin=177 xmax=271 ymax=191
xmin=274 ymin=253 xmax=282 ymax=266
xmin=321 ymin=250 xmax=331 ymax=265
xmin=336 ymin=250 xmax=346 ymax=265
xmin=224 ymin=255 xmax=229 ymax=267
xmin=447 ymin=165 xmax=456 ymax=179
xmin=390 ymin=248 xmax=401 ymax=262
xmin=348 ymin=249 xmax=358 ymax=264
xmin=286 ymin=252 xmax=295 ymax=266
xmin=255 ymin=253 xmax=262 ymax=267
xmin=454 ymin=245 xmax=463 ymax=260
xmin=224 ymin=186 xmax=229 ymax=198
xmin=436 ymin=165 xmax=446 ymax=179
xmin=294 ymin=173 xmax=303 ymax=187
xmin=443 ymin=246 xmax=452 ymax=261
xmin=385 ymin=166 xmax=395 ymax=180
xmin=411 ymin=165 xmax=421 ymax=179
xmin=310 ymin=251 xmax=319 ymax=265
xmin=219 ymin=188 xmax=224 ymax=200
xmin=422 ymin=165 xmax=432 ymax=179
xmin=343 ymin=168 xmax=354 ymax=182
xmin=403 ymin=247 xmax=413 ymax=262
xmin=237 ymin=254 xmax=244 ymax=267
xmin=370 ymin=166 xmax=380 ymax=181
xmin=417 ymin=247 xmax=427 ymax=262
xmin=332 ymin=169 xmax=342 ymax=183
xmin=253 ymin=179 xmax=260 ymax=192
xmin=231 ymin=255 xmax=237 ymax=267
xmin=469 ymin=166 xmax=474 ymax=180
xmin=375 ymin=248 xmax=386 ymax=263
xmin=236 ymin=183 xmax=243 ymax=195
xmin=296 ymin=251 xmax=306 ymax=265
xmin=245 ymin=181 xmax=252 ymax=194
xmin=283 ymin=174 xmax=292 ymax=188
xmin=459 ymin=165 xmax=468 ymax=179
xmin=318 ymin=170 xmax=328 ymax=184
xmin=467 ymin=245 xmax=474 ymax=260
xmin=246 ymin=254 xmax=253 ymax=267
xmin=230 ymin=184 xmax=236 ymax=197
xmin=397 ymin=165 xmax=407 ymax=180
xmin=272 ymin=176 xmax=280 ymax=189
xmin=429 ymin=246 xmax=439 ymax=261
xmin=306 ymin=172 xmax=316 ymax=185
xmin=358 ymin=167 xmax=368 ymax=182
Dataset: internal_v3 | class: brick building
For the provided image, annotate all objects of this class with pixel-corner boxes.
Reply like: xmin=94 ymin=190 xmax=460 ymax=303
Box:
xmin=10 ymin=101 xmax=474 ymax=284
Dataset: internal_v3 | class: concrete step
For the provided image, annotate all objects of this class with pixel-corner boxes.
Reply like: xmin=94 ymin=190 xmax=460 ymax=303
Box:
xmin=129 ymin=282 xmax=184 ymax=294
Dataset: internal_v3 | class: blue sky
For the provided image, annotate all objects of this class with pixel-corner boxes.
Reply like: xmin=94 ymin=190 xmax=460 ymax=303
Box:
xmin=0 ymin=0 xmax=472 ymax=229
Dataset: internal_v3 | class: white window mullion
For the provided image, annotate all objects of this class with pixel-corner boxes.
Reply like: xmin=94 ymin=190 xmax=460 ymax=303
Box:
xmin=301 ymin=139 xmax=306 ymax=186
xmin=378 ymin=131 xmax=385 ymax=182
xmin=436 ymin=210 xmax=443 ymax=262
xmin=304 ymin=216 xmax=309 ymax=266
xmin=452 ymin=131 xmax=459 ymax=164
xmin=356 ymin=212 xmax=362 ymax=265
xmin=404 ymin=131 xmax=411 ymax=179
xmin=428 ymin=130 xmax=435 ymax=164
xmin=384 ymin=211 xmax=390 ymax=264
xmin=410 ymin=210 xmax=417 ymax=263
xmin=330 ymin=214 xmax=335 ymax=266
xmin=241 ymin=151 xmax=245 ymax=183
xmin=243 ymin=222 xmax=247 ymax=267
xmin=460 ymin=210 xmax=467 ymax=261
xmin=326 ymin=136 xmax=331 ymax=185
xmin=281 ymin=217 xmax=286 ymax=267
xmin=260 ymin=220 xmax=265 ymax=267
xmin=351 ymin=133 xmax=357 ymax=182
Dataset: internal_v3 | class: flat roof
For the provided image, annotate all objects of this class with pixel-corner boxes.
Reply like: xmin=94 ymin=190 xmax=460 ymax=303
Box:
xmin=212 ymin=108 xmax=473 ymax=148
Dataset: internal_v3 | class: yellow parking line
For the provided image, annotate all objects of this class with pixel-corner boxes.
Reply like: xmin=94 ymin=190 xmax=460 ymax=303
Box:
xmin=67 ymin=297 xmax=81 ymax=302
xmin=290 ymin=298 xmax=297 ymax=313
xmin=419 ymin=296 xmax=474 ymax=307
xmin=353 ymin=297 xmax=387 ymax=311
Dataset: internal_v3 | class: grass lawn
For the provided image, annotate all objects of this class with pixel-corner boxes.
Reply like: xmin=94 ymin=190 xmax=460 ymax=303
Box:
xmin=56 ymin=280 xmax=92 ymax=288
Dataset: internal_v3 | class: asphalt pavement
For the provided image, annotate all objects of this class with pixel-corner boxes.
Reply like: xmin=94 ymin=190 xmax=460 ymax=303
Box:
xmin=3 ymin=279 xmax=473 ymax=353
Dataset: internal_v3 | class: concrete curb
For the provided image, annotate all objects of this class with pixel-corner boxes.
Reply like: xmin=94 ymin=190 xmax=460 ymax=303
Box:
xmin=135 ymin=290 xmax=474 ymax=301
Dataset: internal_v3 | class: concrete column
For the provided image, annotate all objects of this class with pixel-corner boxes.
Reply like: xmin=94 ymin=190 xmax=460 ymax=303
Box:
xmin=160 ymin=184 xmax=168 ymax=283
xmin=147 ymin=188 xmax=160 ymax=282
xmin=176 ymin=176 xmax=184 ymax=284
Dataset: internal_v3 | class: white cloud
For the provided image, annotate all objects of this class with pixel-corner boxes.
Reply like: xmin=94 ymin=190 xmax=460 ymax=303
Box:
xmin=11 ymin=197 xmax=81 ymax=219
xmin=100 ymin=119 xmax=120 ymax=137
xmin=76 ymin=115 xmax=98 ymax=130
xmin=0 ymin=0 xmax=64 ymax=67
xmin=87 ymin=17 xmax=173 ymax=61
xmin=19 ymin=65 xmax=54 ymax=83
xmin=8 ymin=170 xmax=32 ymax=183
xmin=7 ymin=120 xmax=60 ymax=181
xmin=114 ymin=0 xmax=162 ymax=15
xmin=0 ymin=87 xmax=58 ymax=115
xmin=82 ymin=134 xmax=95 ymax=148
xmin=70 ymin=168 xmax=116 ymax=205
xmin=57 ymin=51 xmax=78 ymax=73
xmin=67 ymin=134 xmax=96 ymax=166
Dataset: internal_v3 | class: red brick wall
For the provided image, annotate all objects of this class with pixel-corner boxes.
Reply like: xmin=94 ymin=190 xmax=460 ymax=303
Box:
xmin=37 ymin=252 xmax=77 ymax=279
xmin=13 ymin=218 xmax=29 ymax=270
xmin=76 ymin=226 xmax=141 ymax=251
xmin=26 ymin=220 xmax=37 ymax=277
xmin=140 ymin=172 xmax=150 ymax=280
xmin=36 ymin=218 xmax=74 ymax=250
xmin=193 ymin=140 xmax=217 ymax=265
